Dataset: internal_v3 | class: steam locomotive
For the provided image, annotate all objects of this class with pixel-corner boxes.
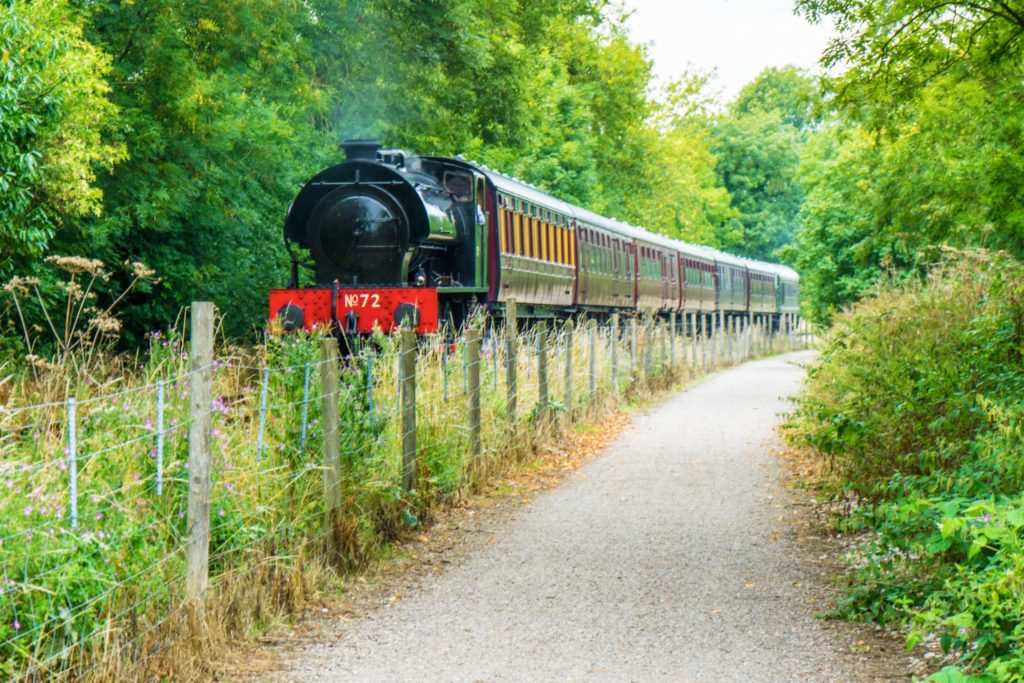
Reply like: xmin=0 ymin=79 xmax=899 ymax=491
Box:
xmin=268 ymin=140 xmax=799 ymax=335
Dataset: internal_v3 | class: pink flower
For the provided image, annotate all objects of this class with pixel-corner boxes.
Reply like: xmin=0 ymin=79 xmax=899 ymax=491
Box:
xmin=12 ymin=619 xmax=20 ymax=631
xmin=144 ymin=419 xmax=153 ymax=431
xmin=22 ymin=506 xmax=32 ymax=517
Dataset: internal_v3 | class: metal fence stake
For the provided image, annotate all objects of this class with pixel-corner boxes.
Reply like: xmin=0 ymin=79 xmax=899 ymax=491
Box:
xmin=66 ymin=397 xmax=78 ymax=529
xmin=400 ymin=327 xmax=417 ymax=491
xmin=156 ymin=381 xmax=165 ymax=496
xmin=299 ymin=363 xmax=311 ymax=451
xmin=468 ymin=326 xmax=482 ymax=458
xmin=441 ymin=344 xmax=449 ymax=402
xmin=256 ymin=367 xmax=269 ymax=461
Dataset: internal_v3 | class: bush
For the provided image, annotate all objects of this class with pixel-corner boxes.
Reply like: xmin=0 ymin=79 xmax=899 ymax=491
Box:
xmin=787 ymin=250 xmax=1024 ymax=681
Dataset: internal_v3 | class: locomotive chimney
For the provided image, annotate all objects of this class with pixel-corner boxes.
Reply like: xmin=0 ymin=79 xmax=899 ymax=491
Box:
xmin=342 ymin=139 xmax=381 ymax=161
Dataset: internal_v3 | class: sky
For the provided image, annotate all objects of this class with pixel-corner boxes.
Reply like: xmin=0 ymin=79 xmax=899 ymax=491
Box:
xmin=623 ymin=0 xmax=835 ymax=102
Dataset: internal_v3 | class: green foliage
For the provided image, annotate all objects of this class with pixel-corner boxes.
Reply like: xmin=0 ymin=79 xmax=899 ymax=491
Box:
xmin=732 ymin=66 xmax=821 ymax=131
xmin=711 ymin=67 xmax=818 ymax=261
xmin=74 ymin=0 xmax=337 ymax=341
xmin=0 ymin=0 xmax=124 ymax=278
xmin=788 ymin=252 xmax=1024 ymax=680
xmin=792 ymin=1 xmax=1024 ymax=322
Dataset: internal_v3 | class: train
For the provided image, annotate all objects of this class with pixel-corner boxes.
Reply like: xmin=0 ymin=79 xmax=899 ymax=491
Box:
xmin=268 ymin=140 xmax=799 ymax=336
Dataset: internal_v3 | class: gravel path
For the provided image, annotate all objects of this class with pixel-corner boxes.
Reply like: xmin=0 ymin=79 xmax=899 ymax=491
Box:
xmin=278 ymin=351 xmax=870 ymax=682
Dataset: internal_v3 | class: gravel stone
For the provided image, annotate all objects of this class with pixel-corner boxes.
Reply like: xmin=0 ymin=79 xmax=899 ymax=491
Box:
xmin=278 ymin=351 xmax=875 ymax=682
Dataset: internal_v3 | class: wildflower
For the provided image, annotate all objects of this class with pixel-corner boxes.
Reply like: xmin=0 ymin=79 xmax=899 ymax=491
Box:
xmin=212 ymin=428 xmax=222 ymax=439
xmin=22 ymin=506 xmax=32 ymax=517
xmin=89 ymin=311 xmax=122 ymax=336
xmin=97 ymin=531 xmax=107 ymax=540
xmin=129 ymin=261 xmax=155 ymax=279
xmin=218 ymin=509 xmax=225 ymax=517
xmin=90 ymin=494 xmax=100 ymax=504
xmin=144 ymin=419 xmax=153 ymax=431
xmin=61 ymin=279 xmax=85 ymax=301
xmin=3 ymin=276 xmax=39 ymax=295
xmin=95 ymin=512 xmax=103 ymax=521
xmin=46 ymin=255 xmax=106 ymax=276
xmin=12 ymin=619 xmax=20 ymax=631
xmin=4 ymin=480 xmax=12 ymax=489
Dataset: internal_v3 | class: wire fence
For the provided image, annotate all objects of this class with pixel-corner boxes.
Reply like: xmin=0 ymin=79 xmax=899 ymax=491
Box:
xmin=0 ymin=305 xmax=812 ymax=680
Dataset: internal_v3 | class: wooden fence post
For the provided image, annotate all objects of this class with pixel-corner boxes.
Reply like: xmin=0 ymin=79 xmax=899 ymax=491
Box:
xmin=610 ymin=314 xmax=619 ymax=392
xmin=631 ymin=317 xmax=639 ymax=378
xmin=699 ymin=314 xmax=707 ymax=372
xmin=467 ymin=325 xmax=482 ymax=457
xmin=642 ymin=317 xmax=651 ymax=385
xmin=687 ymin=312 xmax=694 ymax=370
xmin=669 ymin=311 xmax=676 ymax=371
xmin=186 ymin=302 xmax=214 ymax=603
xmin=400 ymin=327 xmax=417 ymax=491
xmin=588 ymin=319 xmax=597 ymax=399
xmin=564 ymin=320 xmax=573 ymax=412
xmin=320 ymin=338 xmax=342 ymax=558
xmin=505 ymin=299 xmax=518 ymax=423
xmin=537 ymin=322 xmax=549 ymax=413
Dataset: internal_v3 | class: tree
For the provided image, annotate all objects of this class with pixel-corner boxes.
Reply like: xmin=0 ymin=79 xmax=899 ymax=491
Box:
xmin=797 ymin=0 xmax=1024 ymax=122
xmin=0 ymin=1 xmax=123 ymax=279
xmin=710 ymin=67 xmax=818 ymax=261
xmin=732 ymin=65 xmax=821 ymax=131
xmin=70 ymin=0 xmax=338 ymax=339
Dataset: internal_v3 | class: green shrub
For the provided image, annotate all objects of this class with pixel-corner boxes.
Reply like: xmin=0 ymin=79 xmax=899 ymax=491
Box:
xmin=787 ymin=250 xmax=1024 ymax=681
xmin=789 ymin=250 xmax=1024 ymax=497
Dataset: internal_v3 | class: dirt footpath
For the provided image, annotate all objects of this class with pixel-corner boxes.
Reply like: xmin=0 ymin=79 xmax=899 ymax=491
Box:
xmin=271 ymin=351 xmax=911 ymax=682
